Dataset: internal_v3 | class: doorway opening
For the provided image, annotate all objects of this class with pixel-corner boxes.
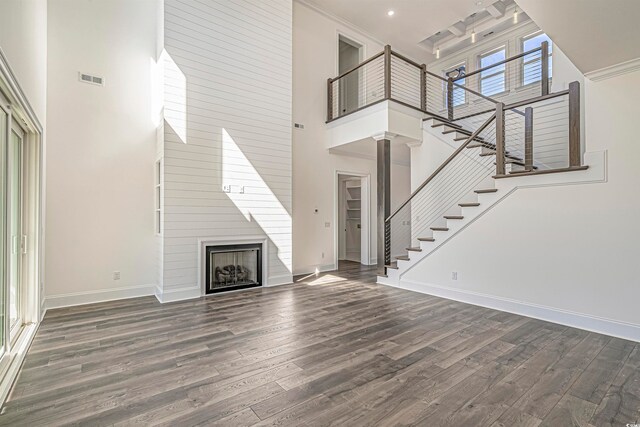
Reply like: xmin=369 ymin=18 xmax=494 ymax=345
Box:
xmin=336 ymin=172 xmax=370 ymax=267
xmin=337 ymin=34 xmax=364 ymax=116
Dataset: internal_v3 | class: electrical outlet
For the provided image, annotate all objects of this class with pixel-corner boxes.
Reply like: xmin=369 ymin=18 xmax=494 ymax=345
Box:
xmin=113 ymin=271 xmax=121 ymax=280
xmin=239 ymin=186 xmax=245 ymax=194
xmin=222 ymin=184 xmax=231 ymax=193
xmin=322 ymin=252 xmax=325 ymax=258
xmin=451 ymin=271 xmax=458 ymax=280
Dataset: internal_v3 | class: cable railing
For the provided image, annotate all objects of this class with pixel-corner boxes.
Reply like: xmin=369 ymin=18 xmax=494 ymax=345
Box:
xmin=327 ymin=43 xmax=550 ymax=128
xmin=383 ymin=81 xmax=582 ymax=268
xmin=326 ymin=44 xmax=582 ymax=273
xmin=495 ymin=81 xmax=581 ymax=175
xmin=447 ymin=42 xmax=550 ymax=123
xmin=327 ymin=46 xmax=442 ymax=122
xmin=384 ymin=114 xmax=497 ymax=264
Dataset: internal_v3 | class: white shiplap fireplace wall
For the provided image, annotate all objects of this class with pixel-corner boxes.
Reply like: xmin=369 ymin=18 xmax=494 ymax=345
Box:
xmin=158 ymin=0 xmax=293 ymax=302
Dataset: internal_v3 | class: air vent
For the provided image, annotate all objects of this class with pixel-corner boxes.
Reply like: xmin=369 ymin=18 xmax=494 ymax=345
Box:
xmin=78 ymin=72 xmax=104 ymax=86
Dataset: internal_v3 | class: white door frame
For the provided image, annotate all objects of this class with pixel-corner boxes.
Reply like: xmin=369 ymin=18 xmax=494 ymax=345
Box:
xmin=334 ymin=170 xmax=372 ymax=269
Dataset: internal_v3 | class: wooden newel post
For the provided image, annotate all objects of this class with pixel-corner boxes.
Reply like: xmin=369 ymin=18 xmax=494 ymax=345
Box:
xmin=377 ymin=138 xmax=391 ymax=275
xmin=568 ymin=81 xmax=581 ymax=167
xmin=524 ymin=106 xmax=534 ymax=171
xmin=447 ymin=77 xmax=454 ymax=121
xmin=384 ymin=45 xmax=392 ymax=100
xmin=420 ymin=64 xmax=427 ymax=111
xmin=541 ymin=41 xmax=549 ymax=96
xmin=495 ymin=103 xmax=506 ymax=175
xmin=327 ymin=78 xmax=333 ymax=122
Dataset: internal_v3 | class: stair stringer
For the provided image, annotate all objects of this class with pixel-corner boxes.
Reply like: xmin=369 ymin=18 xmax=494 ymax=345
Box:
xmin=378 ymin=150 xmax=607 ymax=286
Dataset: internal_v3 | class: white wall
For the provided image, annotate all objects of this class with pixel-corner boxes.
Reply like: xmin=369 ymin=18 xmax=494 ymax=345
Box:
xmin=160 ymin=0 xmax=293 ymax=297
xmin=292 ymin=1 xmax=411 ymax=274
xmin=45 ymin=0 xmax=159 ymax=305
xmin=0 ymin=0 xmax=47 ymax=123
xmin=401 ymin=69 xmax=640 ymax=340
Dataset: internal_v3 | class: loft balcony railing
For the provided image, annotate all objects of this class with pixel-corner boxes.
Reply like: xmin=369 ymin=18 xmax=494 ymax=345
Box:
xmin=326 ymin=42 xmax=551 ymax=125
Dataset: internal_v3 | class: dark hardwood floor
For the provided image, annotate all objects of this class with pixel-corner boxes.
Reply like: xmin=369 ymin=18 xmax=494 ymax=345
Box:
xmin=1 ymin=261 xmax=639 ymax=426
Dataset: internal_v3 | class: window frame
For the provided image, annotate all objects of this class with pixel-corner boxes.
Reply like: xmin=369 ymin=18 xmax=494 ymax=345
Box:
xmin=477 ymin=45 xmax=507 ymax=97
xmin=520 ymin=31 xmax=553 ymax=87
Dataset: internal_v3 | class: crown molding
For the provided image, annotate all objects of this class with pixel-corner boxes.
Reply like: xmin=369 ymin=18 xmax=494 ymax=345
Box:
xmin=585 ymin=57 xmax=640 ymax=82
xmin=294 ymin=0 xmax=386 ymax=48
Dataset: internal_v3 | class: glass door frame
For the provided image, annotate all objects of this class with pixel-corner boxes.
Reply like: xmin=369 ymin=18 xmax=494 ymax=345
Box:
xmin=0 ymin=93 xmax=11 ymax=375
xmin=8 ymin=118 xmax=24 ymax=344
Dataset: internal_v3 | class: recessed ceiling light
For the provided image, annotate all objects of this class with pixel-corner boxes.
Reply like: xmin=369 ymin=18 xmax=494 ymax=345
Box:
xmin=387 ymin=10 xmax=395 ymax=16
xmin=476 ymin=1 xmax=483 ymax=5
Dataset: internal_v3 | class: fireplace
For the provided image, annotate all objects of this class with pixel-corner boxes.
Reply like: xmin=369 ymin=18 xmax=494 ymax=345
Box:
xmin=205 ymin=243 xmax=262 ymax=293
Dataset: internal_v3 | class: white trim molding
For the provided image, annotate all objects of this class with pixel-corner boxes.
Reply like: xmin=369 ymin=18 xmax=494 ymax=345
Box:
xmin=585 ymin=57 xmax=640 ymax=82
xmin=155 ymin=285 xmax=200 ymax=304
xmin=45 ymin=284 xmax=156 ymax=310
xmin=389 ymin=279 xmax=640 ymax=343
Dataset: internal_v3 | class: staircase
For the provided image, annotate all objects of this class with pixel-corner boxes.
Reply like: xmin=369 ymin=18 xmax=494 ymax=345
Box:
xmin=379 ymin=82 xmax=584 ymax=285
xmin=324 ymin=43 xmax=584 ymax=285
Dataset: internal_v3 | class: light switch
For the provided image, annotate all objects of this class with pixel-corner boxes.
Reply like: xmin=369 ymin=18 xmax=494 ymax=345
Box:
xmin=325 ymin=222 xmax=330 ymax=228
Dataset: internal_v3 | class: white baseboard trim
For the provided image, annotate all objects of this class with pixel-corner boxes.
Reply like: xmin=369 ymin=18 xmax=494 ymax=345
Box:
xmin=292 ymin=263 xmax=336 ymax=277
xmin=385 ymin=279 xmax=640 ymax=343
xmin=266 ymin=274 xmax=294 ymax=287
xmin=155 ymin=285 xmax=201 ymax=304
xmin=44 ymin=284 xmax=156 ymax=310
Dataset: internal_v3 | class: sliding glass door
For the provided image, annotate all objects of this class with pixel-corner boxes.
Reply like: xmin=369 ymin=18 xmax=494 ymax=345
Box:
xmin=8 ymin=124 xmax=23 ymax=341
xmin=0 ymin=92 xmax=28 ymax=365
xmin=0 ymin=104 xmax=7 ymax=358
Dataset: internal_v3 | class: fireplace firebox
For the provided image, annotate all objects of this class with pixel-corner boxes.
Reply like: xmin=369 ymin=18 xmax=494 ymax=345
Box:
xmin=205 ymin=243 xmax=262 ymax=293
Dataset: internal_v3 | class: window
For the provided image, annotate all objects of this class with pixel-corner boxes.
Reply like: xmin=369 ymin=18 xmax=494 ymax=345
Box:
xmin=445 ymin=63 xmax=466 ymax=107
xmin=479 ymin=47 xmax=506 ymax=96
xmin=522 ymin=32 xmax=552 ymax=85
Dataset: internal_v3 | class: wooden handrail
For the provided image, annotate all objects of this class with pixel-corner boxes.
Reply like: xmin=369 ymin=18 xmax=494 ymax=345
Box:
xmin=386 ymin=112 xmax=497 ymax=222
xmin=328 ymin=51 xmax=384 ymax=83
xmin=503 ymin=89 xmax=569 ymax=110
xmin=390 ymin=50 xmax=423 ymax=70
xmin=453 ymin=46 xmax=542 ymax=81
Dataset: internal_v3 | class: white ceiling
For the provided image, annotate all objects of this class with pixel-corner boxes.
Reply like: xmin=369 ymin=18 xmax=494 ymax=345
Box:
xmin=515 ymin=0 xmax=640 ymax=74
xmin=302 ymin=0 xmax=517 ymax=62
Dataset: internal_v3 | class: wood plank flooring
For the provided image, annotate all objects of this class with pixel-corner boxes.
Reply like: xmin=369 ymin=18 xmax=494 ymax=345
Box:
xmin=1 ymin=261 xmax=639 ymax=426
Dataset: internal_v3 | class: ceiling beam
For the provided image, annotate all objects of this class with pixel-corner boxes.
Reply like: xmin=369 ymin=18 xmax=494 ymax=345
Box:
xmin=486 ymin=1 xmax=506 ymax=18
xmin=448 ymin=21 xmax=467 ymax=37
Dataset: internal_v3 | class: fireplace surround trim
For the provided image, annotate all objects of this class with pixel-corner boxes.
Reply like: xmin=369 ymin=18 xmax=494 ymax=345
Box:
xmin=198 ymin=236 xmax=268 ymax=296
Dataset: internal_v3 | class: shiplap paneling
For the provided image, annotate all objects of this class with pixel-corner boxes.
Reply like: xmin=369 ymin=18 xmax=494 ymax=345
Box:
xmin=161 ymin=0 xmax=293 ymax=295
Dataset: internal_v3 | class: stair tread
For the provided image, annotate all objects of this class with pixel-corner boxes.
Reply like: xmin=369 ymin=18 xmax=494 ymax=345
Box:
xmin=467 ymin=142 xmax=495 ymax=149
xmin=431 ymin=122 xmax=462 ymax=129
xmin=395 ymin=255 xmax=410 ymax=261
xmin=430 ymin=227 xmax=449 ymax=231
xmin=479 ymin=152 xmax=521 ymax=161
xmin=406 ymin=247 xmax=422 ymax=252
xmin=444 ymin=215 xmax=464 ymax=220
xmin=455 ymin=136 xmax=486 ymax=142
xmin=442 ymin=128 xmax=472 ymax=136
xmin=385 ymin=262 xmax=398 ymax=269
xmin=418 ymin=237 xmax=435 ymax=242
xmin=459 ymin=202 xmax=480 ymax=207
xmin=475 ymin=188 xmax=498 ymax=194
